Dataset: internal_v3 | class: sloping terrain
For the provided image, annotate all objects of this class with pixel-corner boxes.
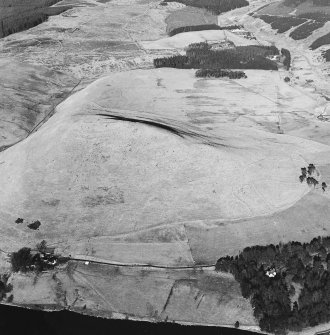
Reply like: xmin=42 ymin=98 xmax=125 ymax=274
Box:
xmin=1 ymin=0 xmax=330 ymax=333
xmin=1 ymin=68 xmax=329 ymax=259
xmin=0 ymin=59 xmax=77 ymax=150
xmin=0 ymin=0 xmax=169 ymax=149
xmin=141 ymin=29 xmax=264 ymax=49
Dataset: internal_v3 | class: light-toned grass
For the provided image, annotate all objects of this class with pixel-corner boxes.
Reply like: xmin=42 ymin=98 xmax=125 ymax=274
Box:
xmin=165 ymin=6 xmax=217 ymax=34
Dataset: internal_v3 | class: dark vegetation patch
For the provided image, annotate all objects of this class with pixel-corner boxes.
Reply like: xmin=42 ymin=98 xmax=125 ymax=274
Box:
xmin=281 ymin=48 xmax=291 ymax=70
xmin=322 ymin=49 xmax=330 ymax=61
xmin=0 ymin=274 xmax=13 ymax=302
xmin=298 ymin=163 xmax=327 ymax=191
xmin=289 ymin=20 xmax=325 ymax=40
xmin=195 ymin=68 xmax=247 ymax=78
xmin=27 ymin=220 xmax=41 ymax=230
xmin=15 ymin=218 xmax=24 ymax=224
xmin=310 ymin=32 xmax=330 ymax=49
xmin=168 ymin=24 xmax=241 ymax=37
xmin=257 ymin=12 xmax=330 ymax=40
xmin=154 ymin=42 xmax=279 ymax=71
xmin=10 ymin=241 xmax=69 ymax=273
xmin=216 ymin=235 xmax=330 ymax=334
xmin=0 ymin=0 xmax=71 ymax=38
xmin=284 ymin=0 xmax=330 ymax=6
xmin=258 ymin=15 xmax=307 ymax=33
xmin=162 ymin=0 xmax=249 ymax=15
xmin=1 ymin=14 xmax=48 ymax=38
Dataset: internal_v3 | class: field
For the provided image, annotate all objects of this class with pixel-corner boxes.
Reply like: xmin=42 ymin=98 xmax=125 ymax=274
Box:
xmin=7 ymin=263 xmax=257 ymax=327
xmin=0 ymin=67 xmax=328 ymax=258
xmin=164 ymin=0 xmax=249 ymax=15
xmin=1 ymin=65 xmax=330 ymax=332
xmin=187 ymin=191 xmax=330 ymax=263
xmin=165 ymin=6 xmax=218 ymax=34
xmin=1 ymin=0 xmax=330 ymax=332
xmin=141 ymin=29 xmax=264 ymax=50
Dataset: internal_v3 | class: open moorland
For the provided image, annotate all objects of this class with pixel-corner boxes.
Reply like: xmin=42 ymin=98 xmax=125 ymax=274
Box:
xmin=1 ymin=0 xmax=330 ymax=334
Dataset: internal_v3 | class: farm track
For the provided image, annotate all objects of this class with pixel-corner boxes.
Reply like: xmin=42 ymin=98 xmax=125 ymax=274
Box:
xmin=70 ymin=256 xmax=215 ymax=270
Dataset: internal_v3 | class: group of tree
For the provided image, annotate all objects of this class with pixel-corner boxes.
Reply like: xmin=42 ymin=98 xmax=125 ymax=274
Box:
xmin=298 ymin=164 xmax=327 ymax=191
xmin=168 ymin=24 xmax=241 ymax=37
xmin=216 ymin=235 xmax=330 ymax=334
xmin=0 ymin=274 xmax=13 ymax=302
xmin=281 ymin=48 xmax=291 ymax=70
xmin=258 ymin=15 xmax=307 ymax=34
xmin=10 ymin=241 xmax=69 ymax=273
xmin=163 ymin=0 xmax=249 ymax=15
xmin=195 ymin=68 xmax=247 ymax=78
xmin=153 ymin=43 xmax=279 ymax=71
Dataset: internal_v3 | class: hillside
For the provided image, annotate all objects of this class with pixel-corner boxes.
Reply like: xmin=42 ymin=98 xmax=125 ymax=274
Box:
xmin=0 ymin=0 xmax=70 ymax=38
xmin=1 ymin=0 xmax=330 ymax=334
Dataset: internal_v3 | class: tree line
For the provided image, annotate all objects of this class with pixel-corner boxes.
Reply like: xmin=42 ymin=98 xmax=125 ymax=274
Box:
xmin=216 ymin=236 xmax=330 ymax=334
xmin=195 ymin=68 xmax=247 ymax=78
xmin=153 ymin=43 xmax=279 ymax=71
xmin=281 ymin=48 xmax=291 ymax=70
xmin=168 ymin=24 xmax=241 ymax=37
xmin=163 ymin=0 xmax=249 ymax=15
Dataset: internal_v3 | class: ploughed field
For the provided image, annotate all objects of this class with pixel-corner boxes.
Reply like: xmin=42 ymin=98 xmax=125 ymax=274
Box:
xmin=1 ymin=0 xmax=330 ymax=334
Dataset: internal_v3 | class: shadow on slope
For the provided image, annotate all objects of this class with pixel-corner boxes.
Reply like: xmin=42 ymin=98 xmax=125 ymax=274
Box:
xmin=97 ymin=112 xmax=228 ymax=148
